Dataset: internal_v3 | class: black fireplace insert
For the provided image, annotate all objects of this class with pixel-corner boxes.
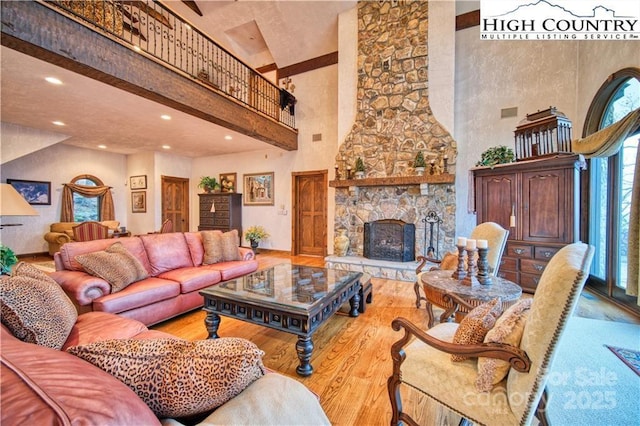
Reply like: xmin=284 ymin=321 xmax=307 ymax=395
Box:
xmin=363 ymin=219 xmax=415 ymax=262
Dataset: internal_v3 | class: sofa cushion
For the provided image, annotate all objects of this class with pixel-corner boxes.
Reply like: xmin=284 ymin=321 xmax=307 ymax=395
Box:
xmin=1 ymin=326 xmax=160 ymax=426
xmin=158 ymin=267 xmax=222 ymax=293
xmin=221 ymin=229 xmax=241 ymax=261
xmin=0 ymin=263 xmax=77 ymax=350
xmin=451 ymin=298 xmax=502 ymax=361
xmin=140 ymin=233 xmax=194 ymax=276
xmin=62 ymin=311 xmax=150 ymax=350
xmin=59 ymin=237 xmax=150 ymax=273
xmin=75 ymin=242 xmax=148 ymax=292
xmin=202 ymin=230 xmax=224 ymax=264
xmin=67 ymin=337 xmax=266 ymax=418
xmin=91 ymin=277 xmax=180 ymax=314
xmin=476 ymin=298 xmax=532 ymax=392
xmin=184 ymin=231 xmax=205 ymax=266
xmin=205 ymin=259 xmax=260 ymax=281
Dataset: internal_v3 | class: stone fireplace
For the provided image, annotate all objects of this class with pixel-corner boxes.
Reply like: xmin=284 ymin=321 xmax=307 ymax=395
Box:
xmin=329 ymin=0 xmax=458 ymax=281
xmin=364 ymin=219 xmax=415 ymax=262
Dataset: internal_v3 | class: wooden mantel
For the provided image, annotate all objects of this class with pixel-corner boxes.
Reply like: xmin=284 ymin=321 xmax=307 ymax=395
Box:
xmin=329 ymin=173 xmax=455 ymax=188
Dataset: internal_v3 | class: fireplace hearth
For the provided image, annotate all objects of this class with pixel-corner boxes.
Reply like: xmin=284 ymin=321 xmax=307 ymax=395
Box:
xmin=364 ymin=219 xmax=415 ymax=262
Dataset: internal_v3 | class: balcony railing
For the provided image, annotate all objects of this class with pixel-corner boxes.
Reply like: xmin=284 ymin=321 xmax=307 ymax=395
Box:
xmin=42 ymin=0 xmax=296 ymax=129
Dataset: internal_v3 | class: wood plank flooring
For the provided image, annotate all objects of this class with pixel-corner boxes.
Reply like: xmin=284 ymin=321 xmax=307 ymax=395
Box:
xmin=151 ymin=251 xmax=638 ymax=425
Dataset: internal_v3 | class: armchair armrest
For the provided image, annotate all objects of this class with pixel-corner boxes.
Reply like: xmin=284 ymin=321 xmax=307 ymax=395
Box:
xmin=239 ymin=247 xmax=255 ymax=261
xmin=44 ymin=231 xmax=72 ymax=245
xmin=390 ymin=317 xmax=531 ymax=373
xmin=50 ymin=271 xmax=111 ymax=307
xmin=416 ymin=255 xmax=440 ymax=274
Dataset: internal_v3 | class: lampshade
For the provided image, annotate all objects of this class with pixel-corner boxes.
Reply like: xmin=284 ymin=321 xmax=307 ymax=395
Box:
xmin=1 ymin=184 xmax=39 ymax=216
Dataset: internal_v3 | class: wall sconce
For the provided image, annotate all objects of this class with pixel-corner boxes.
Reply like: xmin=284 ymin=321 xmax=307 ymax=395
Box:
xmin=1 ymin=183 xmax=39 ymax=228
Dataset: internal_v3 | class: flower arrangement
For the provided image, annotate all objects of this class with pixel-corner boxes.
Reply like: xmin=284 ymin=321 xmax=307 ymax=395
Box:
xmin=0 ymin=245 xmax=18 ymax=275
xmin=476 ymin=146 xmax=515 ymax=168
xmin=198 ymin=176 xmax=220 ymax=192
xmin=245 ymin=225 xmax=270 ymax=243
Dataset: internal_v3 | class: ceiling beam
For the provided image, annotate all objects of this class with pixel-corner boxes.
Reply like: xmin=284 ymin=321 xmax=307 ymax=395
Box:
xmin=181 ymin=0 xmax=203 ymax=17
xmin=277 ymin=52 xmax=339 ymax=80
xmin=456 ymin=10 xmax=480 ymax=31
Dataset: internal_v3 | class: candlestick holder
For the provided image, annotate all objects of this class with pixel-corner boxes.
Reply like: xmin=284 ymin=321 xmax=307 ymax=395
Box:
xmin=462 ymin=248 xmax=480 ymax=286
xmin=477 ymin=247 xmax=492 ymax=285
xmin=451 ymin=244 xmax=467 ymax=280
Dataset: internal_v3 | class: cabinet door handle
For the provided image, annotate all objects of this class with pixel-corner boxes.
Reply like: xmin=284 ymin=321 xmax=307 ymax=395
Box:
xmin=514 ymin=248 xmax=525 ymax=255
xmin=534 ymin=264 xmax=544 ymax=271
xmin=541 ymin=251 xmax=553 ymax=258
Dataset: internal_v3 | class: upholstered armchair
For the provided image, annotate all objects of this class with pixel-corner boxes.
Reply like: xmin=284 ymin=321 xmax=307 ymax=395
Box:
xmin=159 ymin=219 xmax=173 ymax=233
xmin=72 ymin=221 xmax=109 ymax=242
xmin=388 ymin=242 xmax=594 ymax=426
xmin=44 ymin=221 xmax=119 ymax=255
xmin=414 ymin=222 xmax=509 ymax=309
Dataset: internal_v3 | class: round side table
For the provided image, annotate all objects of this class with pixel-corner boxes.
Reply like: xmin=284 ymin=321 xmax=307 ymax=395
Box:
xmin=420 ymin=269 xmax=522 ymax=328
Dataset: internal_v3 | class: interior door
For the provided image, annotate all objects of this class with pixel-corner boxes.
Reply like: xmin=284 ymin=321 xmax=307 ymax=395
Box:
xmin=292 ymin=171 xmax=327 ymax=256
xmin=161 ymin=176 xmax=189 ymax=232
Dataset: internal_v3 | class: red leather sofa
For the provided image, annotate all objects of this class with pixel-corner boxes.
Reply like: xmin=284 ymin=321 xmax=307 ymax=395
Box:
xmin=50 ymin=231 xmax=258 ymax=325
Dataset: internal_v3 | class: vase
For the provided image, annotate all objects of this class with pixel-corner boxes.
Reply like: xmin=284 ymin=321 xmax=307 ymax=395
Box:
xmin=334 ymin=229 xmax=350 ymax=257
xmin=415 ymin=167 xmax=425 ymax=176
xmin=250 ymin=239 xmax=259 ymax=253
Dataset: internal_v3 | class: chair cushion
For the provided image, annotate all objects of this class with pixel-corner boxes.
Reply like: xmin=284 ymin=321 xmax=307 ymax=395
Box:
xmin=75 ymin=242 xmax=148 ymax=293
xmin=67 ymin=337 xmax=265 ymax=418
xmin=451 ymin=298 xmax=502 ymax=361
xmin=0 ymin=262 xmax=77 ymax=350
xmin=476 ymin=298 xmax=532 ymax=392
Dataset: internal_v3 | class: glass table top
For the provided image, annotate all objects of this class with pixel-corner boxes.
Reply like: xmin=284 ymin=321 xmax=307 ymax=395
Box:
xmin=200 ymin=263 xmax=362 ymax=313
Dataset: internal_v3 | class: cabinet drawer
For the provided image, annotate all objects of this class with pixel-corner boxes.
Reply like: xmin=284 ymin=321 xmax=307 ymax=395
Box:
xmin=497 ymin=270 xmax=519 ymax=283
xmin=213 ymin=211 xmax=230 ymax=219
xmin=520 ymin=272 xmax=542 ymax=292
xmin=506 ymin=244 xmax=533 ymax=258
xmin=521 ymin=258 xmax=547 ymax=274
xmin=499 ymin=257 xmax=517 ymax=271
xmin=214 ymin=219 xmax=230 ymax=226
xmin=200 ymin=218 xmax=215 ymax=226
xmin=534 ymin=246 xmax=561 ymax=260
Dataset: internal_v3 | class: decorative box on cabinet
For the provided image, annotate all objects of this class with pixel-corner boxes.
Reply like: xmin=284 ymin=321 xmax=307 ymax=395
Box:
xmin=198 ymin=193 xmax=242 ymax=239
xmin=473 ymin=154 xmax=586 ymax=293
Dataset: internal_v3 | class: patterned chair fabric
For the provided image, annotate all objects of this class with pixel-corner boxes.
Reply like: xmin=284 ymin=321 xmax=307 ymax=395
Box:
xmin=72 ymin=221 xmax=109 ymax=242
xmin=159 ymin=219 xmax=173 ymax=233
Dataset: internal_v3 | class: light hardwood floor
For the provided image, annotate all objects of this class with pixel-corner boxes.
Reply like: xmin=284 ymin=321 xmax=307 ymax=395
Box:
xmin=151 ymin=251 xmax=638 ymax=425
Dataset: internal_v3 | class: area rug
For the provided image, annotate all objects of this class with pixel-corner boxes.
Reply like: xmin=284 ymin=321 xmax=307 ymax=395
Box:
xmin=605 ymin=345 xmax=640 ymax=377
xmin=547 ymin=317 xmax=640 ymax=426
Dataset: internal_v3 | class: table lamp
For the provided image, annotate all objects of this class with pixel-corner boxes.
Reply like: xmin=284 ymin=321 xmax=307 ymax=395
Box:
xmin=1 ymin=183 xmax=39 ymax=228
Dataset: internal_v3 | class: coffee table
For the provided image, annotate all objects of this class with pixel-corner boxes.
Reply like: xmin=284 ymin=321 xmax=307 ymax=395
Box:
xmin=200 ymin=263 xmax=364 ymax=376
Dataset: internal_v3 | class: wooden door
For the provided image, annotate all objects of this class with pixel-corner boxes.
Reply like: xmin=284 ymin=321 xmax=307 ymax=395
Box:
xmin=477 ymin=173 xmax=518 ymax=237
xmin=161 ymin=176 xmax=189 ymax=232
xmin=521 ymin=169 xmax=568 ymax=243
xmin=292 ymin=171 xmax=327 ymax=256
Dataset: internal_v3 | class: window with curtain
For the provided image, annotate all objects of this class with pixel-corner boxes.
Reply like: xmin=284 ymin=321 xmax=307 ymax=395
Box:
xmin=61 ymin=174 xmax=115 ymax=223
xmin=73 ymin=176 xmax=101 ymax=221
xmin=582 ymin=68 xmax=639 ymax=313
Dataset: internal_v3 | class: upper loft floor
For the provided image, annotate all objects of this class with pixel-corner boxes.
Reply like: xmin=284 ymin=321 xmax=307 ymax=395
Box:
xmin=1 ymin=0 xmax=298 ymax=157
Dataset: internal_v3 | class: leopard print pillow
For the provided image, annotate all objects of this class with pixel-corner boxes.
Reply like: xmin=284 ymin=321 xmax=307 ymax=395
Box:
xmin=451 ymin=298 xmax=502 ymax=362
xmin=67 ymin=337 xmax=266 ymax=418
xmin=75 ymin=242 xmax=148 ymax=292
xmin=1 ymin=262 xmax=77 ymax=349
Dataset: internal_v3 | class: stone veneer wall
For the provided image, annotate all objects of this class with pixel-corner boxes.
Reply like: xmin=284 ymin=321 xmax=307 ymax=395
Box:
xmin=335 ymin=0 xmax=457 ymax=258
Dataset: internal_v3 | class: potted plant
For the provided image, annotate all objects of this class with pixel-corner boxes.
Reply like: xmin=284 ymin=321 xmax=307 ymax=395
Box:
xmin=476 ymin=146 xmax=515 ymax=168
xmin=198 ymin=176 xmax=220 ymax=193
xmin=354 ymin=157 xmax=366 ymax=179
xmin=413 ymin=151 xmax=426 ymax=175
xmin=0 ymin=245 xmax=18 ymax=275
xmin=244 ymin=225 xmax=270 ymax=253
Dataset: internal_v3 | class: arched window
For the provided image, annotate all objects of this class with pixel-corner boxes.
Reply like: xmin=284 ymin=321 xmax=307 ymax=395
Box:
xmin=582 ymin=68 xmax=639 ymax=311
xmin=72 ymin=175 xmax=102 ymax=221
xmin=61 ymin=174 xmax=115 ymax=222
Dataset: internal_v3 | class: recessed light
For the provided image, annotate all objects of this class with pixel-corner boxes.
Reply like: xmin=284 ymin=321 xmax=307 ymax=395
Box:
xmin=161 ymin=115 xmax=171 ymax=120
xmin=45 ymin=77 xmax=63 ymax=85
xmin=224 ymin=135 xmax=233 ymax=140
xmin=162 ymin=145 xmax=171 ymax=150
xmin=98 ymin=144 xmax=107 ymax=149
xmin=52 ymin=121 xmax=65 ymax=126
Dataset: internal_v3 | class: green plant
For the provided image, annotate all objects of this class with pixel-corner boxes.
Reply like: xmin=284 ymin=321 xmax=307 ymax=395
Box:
xmin=355 ymin=157 xmax=365 ymax=172
xmin=245 ymin=225 xmax=270 ymax=242
xmin=198 ymin=176 xmax=220 ymax=192
xmin=0 ymin=245 xmax=18 ymax=275
xmin=476 ymin=145 xmax=515 ymax=168
xmin=413 ymin=151 xmax=426 ymax=168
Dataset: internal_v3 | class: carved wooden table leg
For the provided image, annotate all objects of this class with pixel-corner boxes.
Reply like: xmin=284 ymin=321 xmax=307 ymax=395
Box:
xmin=414 ymin=281 xmax=422 ymax=308
xmin=296 ymin=336 xmax=314 ymax=376
xmin=349 ymin=291 xmax=361 ymax=317
xmin=204 ymin=311 xmax=221 ymax=339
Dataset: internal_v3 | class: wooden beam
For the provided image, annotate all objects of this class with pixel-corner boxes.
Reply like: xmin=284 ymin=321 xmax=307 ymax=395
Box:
xmin=181 ymin=0 xmax=203 ymax=17
xmin=456 ymin=9 xmax=480 ymax=31
xmin=256 ymin=63 xmax=278 ymax=74
xmin=277 ymin=52 xmax=338 ymax=80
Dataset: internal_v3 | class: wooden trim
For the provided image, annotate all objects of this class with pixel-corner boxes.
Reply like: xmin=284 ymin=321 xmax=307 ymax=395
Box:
xmin=256 ymin=63 xmax=277 ymax=74
xmin=181 ymin=0 xmax=203 ymax=16
xmin=329 ymin=173 xmax=455 ymax=188
xmin=456 ymin=10 xmax=480 ymax=31
xmin=277 ymin=52 xmax=338 ymax=80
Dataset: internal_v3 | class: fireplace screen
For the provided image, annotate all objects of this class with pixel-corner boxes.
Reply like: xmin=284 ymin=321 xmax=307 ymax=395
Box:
xmin=363 ymin=219 xmax=415 ymax=262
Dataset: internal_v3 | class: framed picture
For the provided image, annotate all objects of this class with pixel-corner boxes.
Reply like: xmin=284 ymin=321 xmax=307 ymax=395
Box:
xmin=130 ymin=175 xmax=147 ymax=190
xmin=219 ymin=172 xmax=237 ymax=193
xmin=131 ymin=191 xmax=146 ymax=213
xmin=243 ymin=172 xmax=274 ymax=206
xmin=7 ymin=179 xmax=51 ymax=205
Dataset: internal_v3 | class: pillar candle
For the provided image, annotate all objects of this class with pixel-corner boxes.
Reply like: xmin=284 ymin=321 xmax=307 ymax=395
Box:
xmin=457 ymin=237 xmax=467 ymax=247
xmin=466 ymin=239 xmax=476 ymax=250
xmin=477 ymin=239 xmax=488 ymax=249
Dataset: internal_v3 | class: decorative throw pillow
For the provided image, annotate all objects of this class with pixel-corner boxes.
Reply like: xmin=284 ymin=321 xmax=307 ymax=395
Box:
xmin=202 ymin=230 xmax=224 ymax=264
xmin=1 ymin=262 xmax=77 ymax=349
xmin=67 ymin=337 xmax=266 ymax=418
xmin=75 ymin=242 xmax=148 ymax=293
xmin=221 ymin=229 xmax=241 ymax=261
xmin=476 ymin=298 xmax=533 ymax=391
xmin=451 ymin=298 xmax=502 ymax=362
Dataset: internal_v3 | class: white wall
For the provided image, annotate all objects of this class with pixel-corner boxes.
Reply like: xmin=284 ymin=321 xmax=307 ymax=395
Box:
xmin=126 ymin=151 xmax=155 ymax=234
xmin=1 ymin=144 xmax=127 ymax=254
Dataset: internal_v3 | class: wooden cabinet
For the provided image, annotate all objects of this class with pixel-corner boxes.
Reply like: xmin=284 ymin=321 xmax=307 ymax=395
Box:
xmin=473 ymin=155 xmax=586 ymax=293
xmin=198 ymin=193 xmax=242 ymax=237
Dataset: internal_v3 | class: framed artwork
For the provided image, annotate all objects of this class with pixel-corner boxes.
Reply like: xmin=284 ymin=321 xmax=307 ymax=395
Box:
xmin=130 ymin=175 xmax=147 ymax=190
xmin=219 ymin=172 xmax=237 ymax=193
xmin=243 ymin=172 xmax=274 ymax=206
xmin=131 ymin=191 xmax=146 ymax=213
xmin=7 ymin=179 xmax=51 ymax=205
